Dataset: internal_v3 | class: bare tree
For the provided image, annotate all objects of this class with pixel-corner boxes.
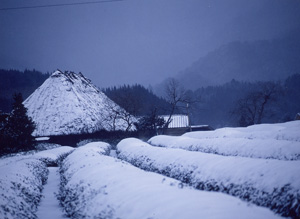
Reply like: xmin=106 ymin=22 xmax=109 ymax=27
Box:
xmin=233 ymin=82 xmax=282 ymax=126
xmin=101 ymin=97 xmax=136 ymax=132
xmin=163 ymin=78 xmax=190 ymax=128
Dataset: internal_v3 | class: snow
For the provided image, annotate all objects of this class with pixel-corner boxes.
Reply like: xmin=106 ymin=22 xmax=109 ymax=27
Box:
xmin=36 ymin=167 xmax=65 ymax=219
xmin=0 ymin=146 xmax=73 ymax=168
xmin=162 ymin=114 xmax=189 ymax=128
xmin=110 ymin=149 xmax=118 ymax=158
xmin=148 ymin=135 xmax=300 ymax=160
xmin=32 ymin=146 xmax=74 ymax=163
xmin=0 ymin=158 xmax=48 ymax=218
xmin=35 ymin=137 xmax=50 ymax=141
xmin=1 ymin=120 xmax=299 ymax=218
xmin=183 ymin=120 xmax=300 ymax=142
xmin=0 ymin=146 xmax=74 ymax=219
xmin=117 ymin=138 xmax=300 ymax=217
xmin=59 ymin=143 xmax=279 ymax=219
xmin=24 ymin=70 xmax=136 ymax=136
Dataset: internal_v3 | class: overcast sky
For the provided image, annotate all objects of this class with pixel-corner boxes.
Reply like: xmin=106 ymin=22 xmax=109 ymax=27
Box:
xmin=1 ymin=0 xmax=300 ymax=88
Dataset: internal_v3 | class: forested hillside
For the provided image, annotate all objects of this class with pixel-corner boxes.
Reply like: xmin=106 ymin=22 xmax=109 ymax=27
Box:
xmin=0 ymin=69 xmax=49 ymax=112
xmin=1 ymin=69 xmax=299 ymax=129
xmin=103 ymin=84 xmax=171 ymax=116
xmin=188 ymin=74 xmax=300 ymax=128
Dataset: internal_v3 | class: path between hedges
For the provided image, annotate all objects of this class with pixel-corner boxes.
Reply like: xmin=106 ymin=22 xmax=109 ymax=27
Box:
xmin=36 ymin=167 xmax=66 ymax=219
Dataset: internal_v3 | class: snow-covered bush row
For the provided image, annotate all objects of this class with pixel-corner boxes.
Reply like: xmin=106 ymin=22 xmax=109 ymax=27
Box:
xmin=184 ymin=121 xmax=300 ymax=142
xmin=117 ymin=138 xmax=300 ymax=217
xmin=0 ymin=158 xmax=48 ymax=219
xmin=0 ymin=146 xmax=73 ymax=167
xmin=58 ymin=142 xmax=279 ymax=219
xmin=32 ymin=146 xmax=74 ymax=166
xmin=0 ymin=146 xmax=75 ymax=218
xmin=148 ymin=135 xmax=300 ymax=160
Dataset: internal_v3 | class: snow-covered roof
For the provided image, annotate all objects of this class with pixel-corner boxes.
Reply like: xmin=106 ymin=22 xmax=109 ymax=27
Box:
xmin=24 ymin=70 xmax=136 ymax=136
xmin=162 ymin=114 xmax=189 ymax=128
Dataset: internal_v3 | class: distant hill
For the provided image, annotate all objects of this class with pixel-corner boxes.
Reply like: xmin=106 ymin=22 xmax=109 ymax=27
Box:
xmin=0 ymin=69 xmax=49 ymax=112
xmin=187 ymin=74 xmax=300 ymax=128
xmin=175 ymin=30 xmax=300 ymax=90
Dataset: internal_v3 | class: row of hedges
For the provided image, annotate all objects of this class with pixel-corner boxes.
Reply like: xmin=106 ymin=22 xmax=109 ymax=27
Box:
xmin=148 ymin=135 xmax=300 ymax=160
xmin=117 ymin=138 xmax=300 ymax=218
xmin=58 ymin=142 xmax=278 ymax=218
xmin=0 ymin=159 xmax=48 ymax=218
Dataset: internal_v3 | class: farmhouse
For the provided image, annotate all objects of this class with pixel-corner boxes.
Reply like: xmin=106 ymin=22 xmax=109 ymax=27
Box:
xmin=24 ymin=70 xmax=136 ymax=137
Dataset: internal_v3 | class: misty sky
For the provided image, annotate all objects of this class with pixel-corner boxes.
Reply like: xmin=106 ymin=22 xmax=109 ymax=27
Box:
xmin=1 ymin=0 xmax=300 ymax=88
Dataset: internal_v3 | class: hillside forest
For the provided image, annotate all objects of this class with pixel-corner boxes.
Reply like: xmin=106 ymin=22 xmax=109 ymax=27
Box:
xmin=0 ymin=69 xmax=299 ymax=129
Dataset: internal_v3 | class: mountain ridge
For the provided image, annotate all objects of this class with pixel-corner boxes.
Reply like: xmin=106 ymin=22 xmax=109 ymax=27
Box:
xmin=175 ymin=30 xmax=300 ymax=90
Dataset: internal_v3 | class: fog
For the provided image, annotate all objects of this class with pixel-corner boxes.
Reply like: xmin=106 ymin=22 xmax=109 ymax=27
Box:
xmin=0 ymin=0 xmax=299 ymax=88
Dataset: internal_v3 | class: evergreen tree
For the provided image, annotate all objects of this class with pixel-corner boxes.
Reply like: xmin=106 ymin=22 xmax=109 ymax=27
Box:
xmin=0 ymin=93 xmax=35 ymax=155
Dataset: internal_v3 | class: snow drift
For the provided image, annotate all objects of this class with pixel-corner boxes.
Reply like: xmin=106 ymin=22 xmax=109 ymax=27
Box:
xmin=148 ymin=135 xmax=300 ymax=160
xmin=117 ymin=138 xmax=300 ymax=217
xmin=59 ymin=142 xmax=279 ymax=219
xmin=0 ymin=146 xmax=74 ymax=219
xmin=184 ymin=120 xmax=300 ymax=142
xmin=24 ymin=70 xmax=136 ymax=136
xmin=0 ymin=158 xmax=47 ymax=218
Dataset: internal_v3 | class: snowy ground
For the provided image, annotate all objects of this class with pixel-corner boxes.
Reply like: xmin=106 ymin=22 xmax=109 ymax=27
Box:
xmin=0 ymin=146 xmax=73 ymax=218
xmin=149 ymin=121 xmax=300 ymax=161
xmin=36 ymin=167 xmax=65 ymax=219
xmin=0 ymin=121 xmax=299 ymax=218
xmin=184 ymin=120 xmax=300 ymax=142
xmin=148 ymin=135 xmax=300 ymax=160
xmin=59 ymin=143 xmax=279 ymax=219
xmin=117 ymin=138 xmax=300 ymax=217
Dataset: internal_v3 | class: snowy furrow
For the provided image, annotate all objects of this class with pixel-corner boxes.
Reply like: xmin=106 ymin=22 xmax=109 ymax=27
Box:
xmin=117 ymin=138 xmax=300 ymax=217
xmin=148 ymin=135 xmax=300 ymax=160
xmin=184 ymin=120 xmax=300 ymax=142
xmin=0 ymin=159 xmax=48 ymax=219
xmin=59 ymin=142 xmax=279 ymax=219
xmin=0 ymin=146 xmax=75 ymax=219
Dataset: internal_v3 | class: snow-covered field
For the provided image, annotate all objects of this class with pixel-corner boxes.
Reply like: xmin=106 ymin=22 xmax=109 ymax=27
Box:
xmin=59 ymin=142 xmax=279 ymax=219
xmin=0 ymin=158 xmax=47 ymax=218
xmin=117 ymin=138 xmax=300 ymax=217
xmin=0 ymin=146 xmax=73 ymax=218
xmin=146 ymin=121 xmax=300 ymax=161
xmin=1 ymin=121 xmax=299 ymax=218
xmin=148 ymin=135 xmax=300 ymax=160
xmin=184 ymin=120 xmax=300 ymax=142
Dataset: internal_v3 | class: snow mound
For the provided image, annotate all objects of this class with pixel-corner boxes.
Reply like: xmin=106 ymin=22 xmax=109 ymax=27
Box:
xmin=148 ymin=135 xmax=300 ymax=160
xmin=24 ymin=70 xmax=135 ymax=136
xmin=33 ymin=146 xmax=74 ymax=165
xmin=0 ymin=147 xmax=75 ymax=218
xmin=184 ymin=120 xmax=300 ymax=142
xmin=80 ymin=141 xmax=111 ymax=150
xmin=117 ymin=138 xmax=300 ymax=217
xmin=0 ymin=158 xmax=48 ymax=218
xmin=59 ymin=143 xmax=279 ymax=219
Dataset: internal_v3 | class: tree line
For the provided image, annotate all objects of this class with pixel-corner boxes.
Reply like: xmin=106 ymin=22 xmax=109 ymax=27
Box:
xmin=104 ymin=74 xmax=300 ymax=129
xmin=188 ymin=74 xmax=300 ymax=128
xmin=0 ymin=69 xmax=50 ymax=112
